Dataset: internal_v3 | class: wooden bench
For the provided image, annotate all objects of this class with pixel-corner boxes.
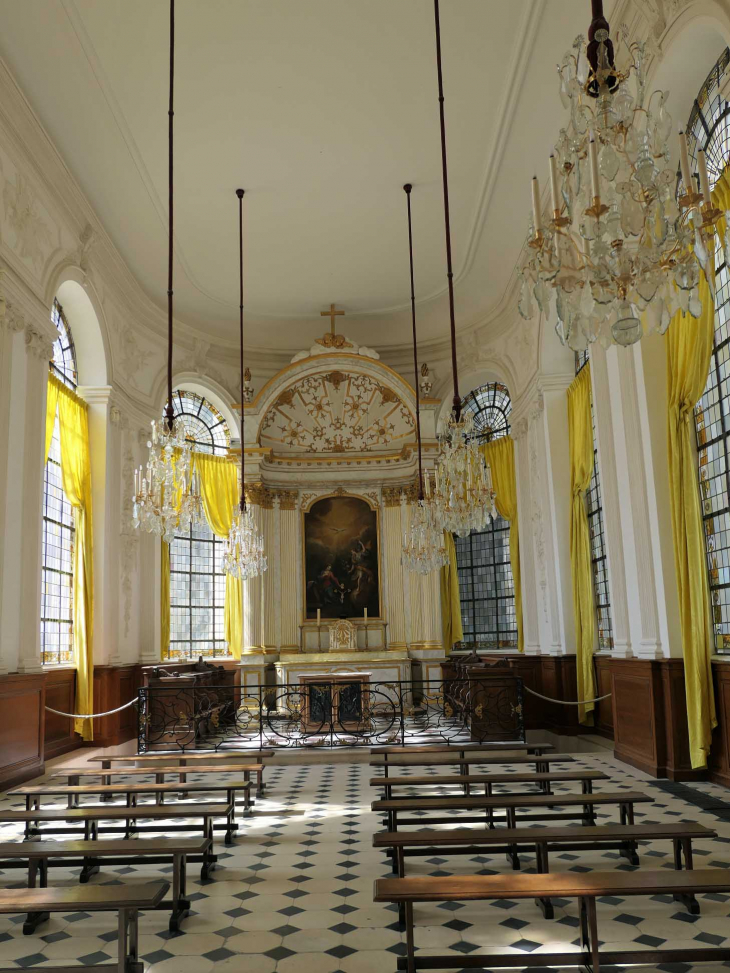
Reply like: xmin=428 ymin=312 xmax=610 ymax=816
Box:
xmin=0 ymin=837 xmax=207 ymax=932
xmin=0 ymin=802 xmax=235 ymax=855
xmin=0 ymin=882 xmax=168 ymax=973
xmin=9 ymin=779 xmax=252 ymax=815
xmin=370 ymin=753 xmax=574 ymax=779
xmin=370 ymin=769 xmax=609 ymax=799
xmin=374 ymin=869 xmax=730 ymax=973
xmin=51 ymin=764 xmax=265 ymax=807
xmin=89 ymin=750 xmax=273 ymax=797
xmin=372 ymin=790 xmax=653 ymax=831
xmin=373 ymin=822 xmax=717 ymax=918
xmin=372 ymin=741 xmax=554 ymax=758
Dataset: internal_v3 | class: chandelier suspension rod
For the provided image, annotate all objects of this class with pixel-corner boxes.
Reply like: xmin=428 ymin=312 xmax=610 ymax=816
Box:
xmin=404 ymin=184 xmax=425 ymax=502
xmin=433 ymin=0 xmax=460 ymax=420
xmin=164 ymin=0 xmax=176 ymax=431
xmin=237 ymin=188 xmax=246 ymax=512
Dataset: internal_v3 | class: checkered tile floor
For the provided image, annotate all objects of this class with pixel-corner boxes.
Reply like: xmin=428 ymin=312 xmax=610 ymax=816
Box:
xmin=1 ymin=753 xmax=730 ymax=972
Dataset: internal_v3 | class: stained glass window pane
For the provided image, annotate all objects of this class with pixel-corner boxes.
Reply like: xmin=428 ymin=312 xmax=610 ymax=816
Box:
xmin=41 ymin=301 xmax=77 ymax=665
xmin=688 ymin=48 xmax=730 ymax=653
xmin=454 ymin=384 xmax=516 ymax=650
xmin=165 ymin=390 xmax=231 ymax=660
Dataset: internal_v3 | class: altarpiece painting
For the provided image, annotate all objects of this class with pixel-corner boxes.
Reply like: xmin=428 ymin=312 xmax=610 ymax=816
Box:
xmin=304 ymin=496 xmax=380 ymax=619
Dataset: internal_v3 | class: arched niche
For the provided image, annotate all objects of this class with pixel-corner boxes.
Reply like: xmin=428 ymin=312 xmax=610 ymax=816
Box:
xmin=651 ymin=8 xmax=729 ymax=136
xmin=54 ymin=274 xmax=109 ymax=386
xmin=435 ymin=363 xmax=512 ymax=430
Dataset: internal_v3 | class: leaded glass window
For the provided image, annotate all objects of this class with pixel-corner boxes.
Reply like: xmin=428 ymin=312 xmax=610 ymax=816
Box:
xmin=166 ymin=391 xmax=230 ymax=660
xmin=574 ymin=353 xmax=614 ymax=650
xmin=454 ymin=383 xmax=516 ymax=649
xmin=460 ymin=382 xmax=512 ymax=444
xmin=688 ymin=49 xmax=730 ymax=652
xmin=41 ymin=300 xmax=76 ymax=665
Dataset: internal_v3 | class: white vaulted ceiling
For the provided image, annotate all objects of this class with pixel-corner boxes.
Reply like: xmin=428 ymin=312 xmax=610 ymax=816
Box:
xmin=0 ymin=0 xmax=594 ymax=353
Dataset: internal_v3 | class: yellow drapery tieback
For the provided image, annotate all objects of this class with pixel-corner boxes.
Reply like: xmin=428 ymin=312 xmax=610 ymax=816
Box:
xmin=663 ymin=167 xmax=730 ymax=767
xmin=480 ymin=437 xmax=523 ymax=652
xmin=567 ymin=365 xmax=595 ymax=725
xmin=440 ymin=530 xmax=463 ymax=653
xmin=193 ymin=452 xmax=243 ymax=660
xmin=46 ymin=374 xmax=94 ymax=740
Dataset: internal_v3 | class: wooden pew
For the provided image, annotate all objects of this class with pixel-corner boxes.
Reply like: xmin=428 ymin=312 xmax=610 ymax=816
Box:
xmin=88 ymin=750 xmax=273 ymax=797
xmin=369 ymin=769 xmax=609 ymax=799
xmin=9 ymin=779 xmax=252 ymax=815
xmin=373 ymin=821 xmax=717 ymax=918
xmin=51 ymin=764 xmax=265 ymax=807
xmin=370 ymin=753 xmax=574 ymax=779
xmin=371 ymin=741 xmax=555 ymax=759
xmin=0 ymin=802 xmax=236 ymax=854
xmin=0 ymin=837 xmax=207 ymax=932
xmin=374 ymin=869 xmax=730 ymax=973
xmin=0 ymin=882 xmax=168 ymax=973
xmin=372 ymin=790 xmax=653 ymax=831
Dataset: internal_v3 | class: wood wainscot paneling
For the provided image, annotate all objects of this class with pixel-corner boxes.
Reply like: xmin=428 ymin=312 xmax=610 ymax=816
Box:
xmin=610 ymin=658 xmax=665 ymax=776
xmin=593 ymin=655 xmax=614 ymax=740
xmin=710 ymin=661 xmax=730 ymax=789
xmin=44 ymin=668 xmax=78 ymax=760
xmin=538 ymin=656 xmax=580 ymax=735
xmin=92 ymin=665 xmax=143 ymax=749
xmin=0 ymin=673 xmax=45 ymax=787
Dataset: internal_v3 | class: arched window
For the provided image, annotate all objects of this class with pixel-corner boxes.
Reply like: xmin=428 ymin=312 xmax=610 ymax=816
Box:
xmin=454 ymin=383 xmax=516 ymax=649
xmin=688 ymin=49 xmax=730 ymax=654
xmin=40 ymin=300 xmax=77 ymax=665
xmin=460 ymin=382 xmax=512 ymax=444
xmin=167 ymin=390 xmax=230 ymax=660
xmin=575 ymin=353 xmax=613 ymax=650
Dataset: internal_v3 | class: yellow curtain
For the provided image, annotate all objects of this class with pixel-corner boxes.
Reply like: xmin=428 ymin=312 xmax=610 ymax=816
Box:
xmin=440 ymin=531 xmax=463 ymax=652
xmin=663 ymin=170 xmax=730 ymax=767
xmin=481 ymin=437 xmax=523 ymax=652
xmin=194 ymin=452 xmax=242 ymax=660
xmin=567 ymin=365 xmax=595 ymax=726
xmin=48 ymin=374 xmax=94 ymax=740
xmin=161 ymin=541 xmax=170 ymax=659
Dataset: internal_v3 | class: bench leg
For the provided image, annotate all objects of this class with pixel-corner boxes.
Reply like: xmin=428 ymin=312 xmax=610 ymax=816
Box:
xmin=169 ymin=852 xmax=191 ymax=932
xmin=404 ymin=901 xmax=416 ymax=973
xmin=534 ymin=843 xmax=553 ymax=919
xmin=101 ymin=759 xmax=113 ymax=802
xmin=201 ymin=819 xmax=216 ymax=881
xmin=118 ymin=907 xmax=142 ymax=973
xmin=178 ymin=759 xmax=189 ymax=799
xmin=23 ymin=858 xmax=50 ymax=935
xmin=585 ymin=897 xmax=601 ymax=973
xmin=256 ymin=769 xmax=264 ymax=798
xmin=79 ymin=856 xmax=100 ymax=884
xmin=672 ymin=837 xmax=700 ymax=915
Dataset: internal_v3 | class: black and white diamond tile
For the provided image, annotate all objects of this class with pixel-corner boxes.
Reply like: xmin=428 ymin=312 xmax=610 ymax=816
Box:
xmin=0 ymin=753 xmax=729 ymax=971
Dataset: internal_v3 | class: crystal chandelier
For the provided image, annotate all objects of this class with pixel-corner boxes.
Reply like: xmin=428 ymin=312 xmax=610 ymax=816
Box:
xmin=223 ymin=189 xmax=267 ymax=581
xmin=517 ymin=0 xmax=723 ymax=349
xmin=428 ymin=0 xmax=497 ymax=536
xmin=433 ymin=411 xmax=497 ymax=538
xmin=400 ymin=184 xmax=449 ymax=575
xmin=132 ymin=0 xmax=202 ymax=540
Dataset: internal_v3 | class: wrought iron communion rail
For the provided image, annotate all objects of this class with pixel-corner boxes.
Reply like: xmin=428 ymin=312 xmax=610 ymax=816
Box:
xmin=137 ymin=676 xmax=524 ymax=752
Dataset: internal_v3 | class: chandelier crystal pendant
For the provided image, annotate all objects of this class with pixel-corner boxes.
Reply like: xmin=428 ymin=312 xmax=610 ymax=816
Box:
xmin=400 ymin=184 xmax=449 ymax=575
xmin=517 ymin=0 xmax=725 ymax=349
xmin=223 ymin=189 xmax=267 ymax=582
xmin=132 ymin=0 xmax=203 ymax=542
xmin=429 ymin=0 xmax=497 ymax=536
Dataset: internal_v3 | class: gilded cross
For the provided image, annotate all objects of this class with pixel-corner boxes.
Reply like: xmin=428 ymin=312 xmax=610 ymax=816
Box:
xmin=321 ymin=303 xmax=345 ymax=336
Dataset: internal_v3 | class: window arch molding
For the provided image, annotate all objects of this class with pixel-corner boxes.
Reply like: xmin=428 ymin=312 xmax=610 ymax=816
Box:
xmin=172 ymin=378 xmax=240 ymax=444
xmin=51 ymin=274 xmax=109 ymax=387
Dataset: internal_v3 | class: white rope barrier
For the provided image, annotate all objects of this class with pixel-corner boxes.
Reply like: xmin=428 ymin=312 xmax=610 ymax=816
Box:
xmin=44 ymin=698 xmax=138 ymax=719
xmin=523 ymin=686 xmax=612 ymax=706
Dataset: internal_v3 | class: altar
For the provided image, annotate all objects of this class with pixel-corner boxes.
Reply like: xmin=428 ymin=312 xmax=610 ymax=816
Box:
xmin=299 ymin=671 xmax=370 ymax=729
xmin=274 ymin=650 xmax=412 ymax=707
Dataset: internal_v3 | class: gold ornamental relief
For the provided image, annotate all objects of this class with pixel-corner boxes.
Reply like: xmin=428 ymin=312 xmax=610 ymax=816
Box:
xmin=260 ymin=371 xmax=415 ymax=454
xmin=315 ymin=333 xmax=353 ymax=350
